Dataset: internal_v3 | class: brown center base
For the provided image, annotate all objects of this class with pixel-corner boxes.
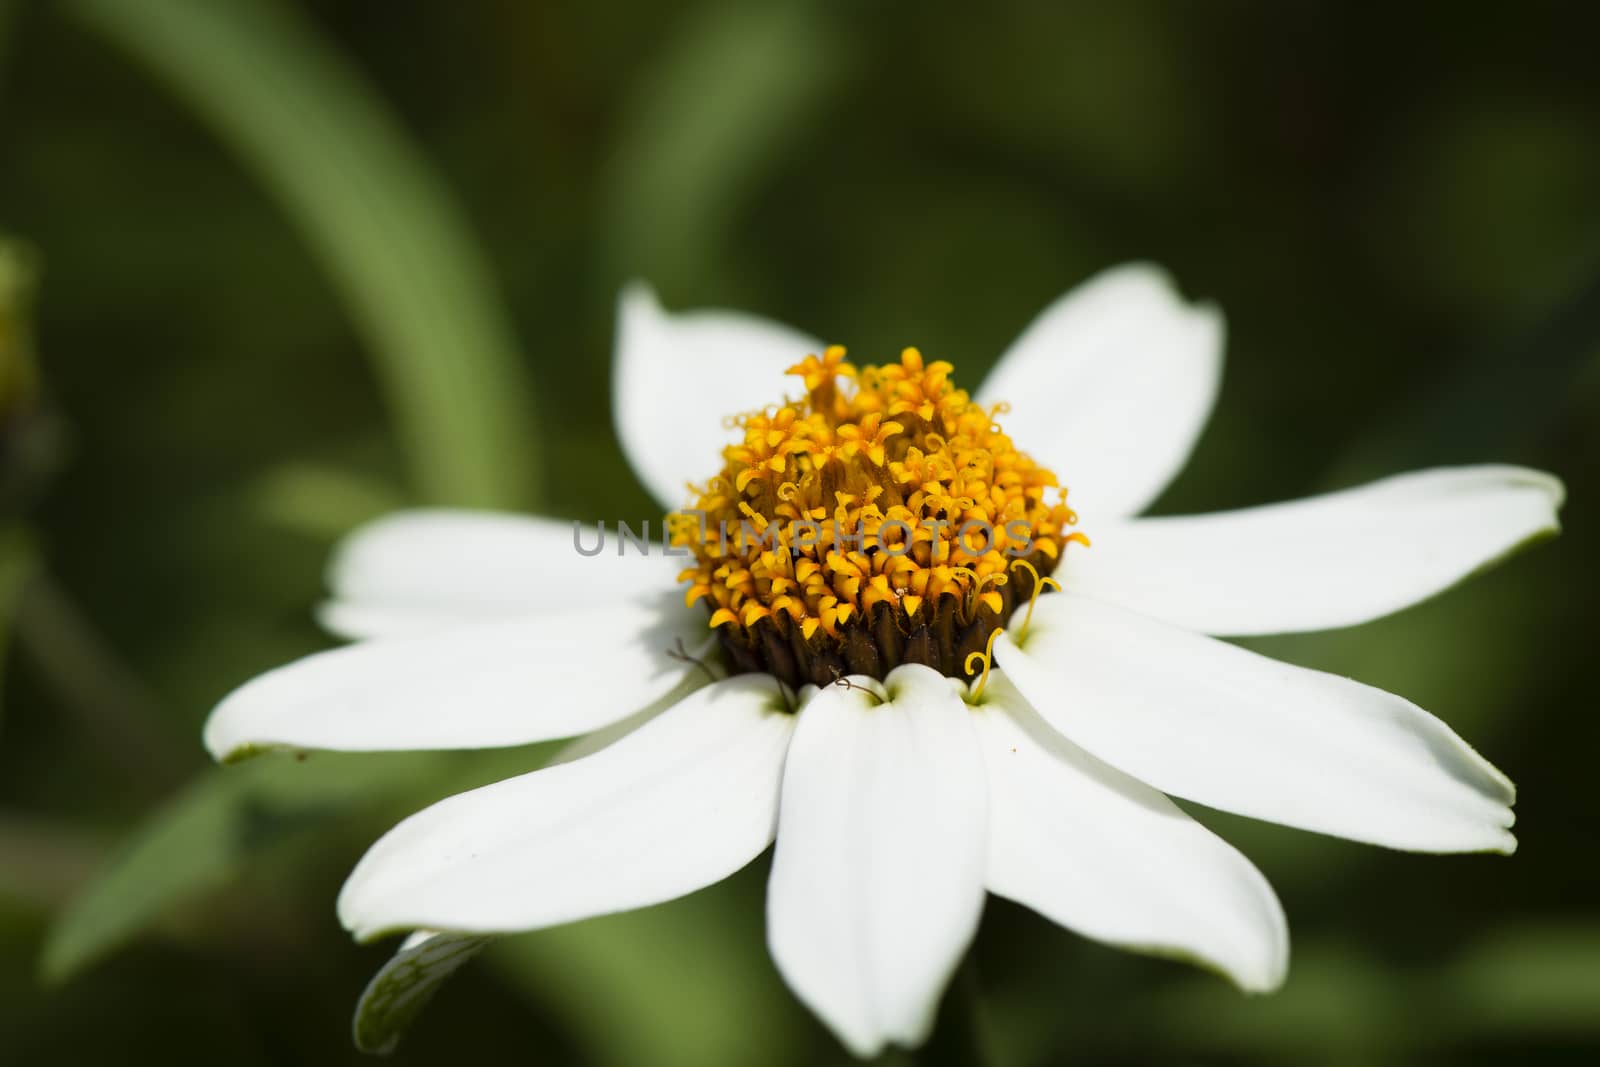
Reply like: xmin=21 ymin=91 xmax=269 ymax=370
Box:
xmin=712 ymin=554 xmax=1050 ymax=691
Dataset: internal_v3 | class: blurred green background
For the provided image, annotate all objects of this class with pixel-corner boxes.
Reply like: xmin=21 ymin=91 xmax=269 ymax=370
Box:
xmin=1 ymin=1 xmax=1597 ymax=1063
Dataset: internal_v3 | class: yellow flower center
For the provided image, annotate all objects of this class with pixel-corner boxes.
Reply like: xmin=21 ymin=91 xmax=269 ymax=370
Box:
xmin=674 ymin=345 xmax=1087 ymax=689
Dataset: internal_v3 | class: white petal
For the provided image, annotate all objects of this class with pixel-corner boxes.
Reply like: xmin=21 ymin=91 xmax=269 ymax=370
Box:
xmin=545 ymin=672 xmax=702 ymax=767
xmin=1063 ymin=466 xmax=1564 ymax=637
xmin=203 ymin=593 xmax=713 ymax=759
xmin=353 ymin=930 xmax=490 ymax=1054
xmin=338 ymin=674 xmax=793 ymax=940
xmin=613 ymin=283 xmax=824 ymax=511
xmin=767 ymin=665 xmax=988 ymax=1058
xmin=976 ymin=263 xmax=1222 ymax=519
xmin=319 ymin=509 xmax=689 ymax=640
xmin=976 ymin=673 xmax=1287 ymax=993
xmin=995 ymin=594 xmax=1516 ymax=853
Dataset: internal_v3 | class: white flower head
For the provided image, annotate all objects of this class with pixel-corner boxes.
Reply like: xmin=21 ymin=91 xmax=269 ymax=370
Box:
xmin=204 ymin=264 xmax=1563 ymax=1058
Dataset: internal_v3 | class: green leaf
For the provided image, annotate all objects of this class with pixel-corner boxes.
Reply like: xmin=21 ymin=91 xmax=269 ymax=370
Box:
xmin=353 ymin=931 xmax=490 ymax=1055
xmin=246 ymin=461 xmax=408 ymax=541
xmin=67 ymin=0 xmax=540 ymax=509
xmin=40 ymin=744 xmax=548 ymax=984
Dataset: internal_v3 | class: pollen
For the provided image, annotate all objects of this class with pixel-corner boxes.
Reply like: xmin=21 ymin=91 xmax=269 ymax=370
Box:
xmin=674 ymin=345 xmax=1087 ymax=689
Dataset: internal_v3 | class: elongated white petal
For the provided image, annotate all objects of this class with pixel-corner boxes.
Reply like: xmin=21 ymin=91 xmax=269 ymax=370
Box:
xmin=204 ymin=594 xmax=712 ymax=759
xmin=1063 ymin=466 xmax=1564 ymax=637
xmin=320 ymin=508 xmax=688 ymax=640
xmin=613 ymin=283 xmax=824 ymax=511
xmin=976 ymin=673 xmax=1287 ymax=992
xmin=767 ymin=666 xmax=988 ymax=1058
xmin=976 ymin=263 xmax=1222 ymax=519
xmin=353 ymin=930 xmax=490 ymax=1054
xmin=338 ymin=675 xmax=793 ymax=940
xmin=546 ymin=672 xmax=704 ymax=767
xmin=995 ymin=594 xmax=1516 ymax=853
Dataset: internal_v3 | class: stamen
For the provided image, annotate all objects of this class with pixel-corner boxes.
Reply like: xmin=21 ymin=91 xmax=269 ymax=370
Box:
xmin=828 ymin=667 xmax=867 ymax=693
xmin=964 ymin=628 xmax=1002 ymax=702
xmin=666 ymin=637 xmax=718 ymax=685
xmin=952 ymin=566 xmax=1009 ymax=622
xmin=1008 ymin=558 xmax=1063 ymax=640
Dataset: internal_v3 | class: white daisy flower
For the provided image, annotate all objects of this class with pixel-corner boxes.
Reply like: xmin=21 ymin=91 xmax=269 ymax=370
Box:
xmin=203 ymin=263 xmax=1564 ymax=1058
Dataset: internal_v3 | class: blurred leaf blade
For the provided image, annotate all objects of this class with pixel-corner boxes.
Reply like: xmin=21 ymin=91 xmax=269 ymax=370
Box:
xmin=602 ymin=1 xmax=847 ymax=289
xmin=489 ymin=870 xmax=806 ymax=1067
xmin=40 ymin=744 xmax=550 ymax=984
xmin=1445 ymin=924 xmax=1600 ymax=1035
xmin=246 ymin=461 xmax=408 ymax=541
xmin=40 ymin=752 xmax=412 ymax=984
xmin=67 ymin=0 xmax=539 ymax=509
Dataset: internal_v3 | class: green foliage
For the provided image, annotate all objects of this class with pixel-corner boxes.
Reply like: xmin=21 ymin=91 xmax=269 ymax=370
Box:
xmin=353 ymin=931 xmax=489 ymax=1055
xmin=489 ymin=870 xmax=810 ymax=1067
xmin=68 ymin=0 xmax=540 ymax=510
xmin=40 ymin=745 xmax=547 ymax=985
xmin=600 ymin=2 xmax=848 ymax=291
